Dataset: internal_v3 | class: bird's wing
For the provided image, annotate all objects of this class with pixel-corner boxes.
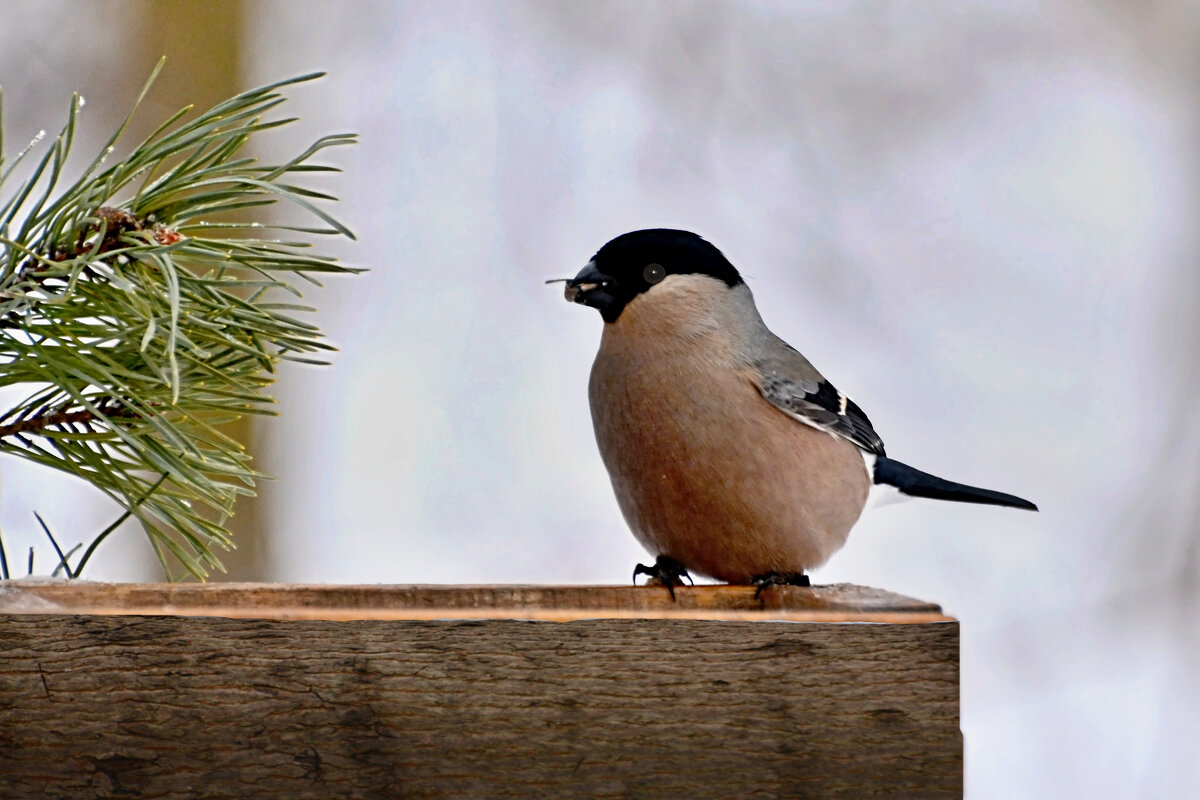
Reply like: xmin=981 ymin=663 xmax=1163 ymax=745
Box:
xmin=750 ymin=336 xmax=887 ymax=457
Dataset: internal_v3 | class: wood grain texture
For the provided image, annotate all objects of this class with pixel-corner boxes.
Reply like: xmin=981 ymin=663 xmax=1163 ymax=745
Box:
xmin=0 ymin=581 xmax=948 ymax=622
xmin=0 ymin=586 xmax=960 ymax=796
xmin=0 ymin=614 xmax=960 ymax=799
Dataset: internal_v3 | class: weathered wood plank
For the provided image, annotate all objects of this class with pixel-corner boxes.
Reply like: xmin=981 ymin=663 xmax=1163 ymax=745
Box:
xmin=0 ymin=581 xmax=948 ymax=622
xmin=0 ymin=613 xmax=960 ymax=799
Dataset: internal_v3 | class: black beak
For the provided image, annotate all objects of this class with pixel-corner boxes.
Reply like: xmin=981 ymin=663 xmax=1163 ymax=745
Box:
xmin=563 ymin=261 xmax=618 ymax=312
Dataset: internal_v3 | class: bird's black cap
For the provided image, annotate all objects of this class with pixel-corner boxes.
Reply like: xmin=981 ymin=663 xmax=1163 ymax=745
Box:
xmin=565 ymin=229 xmax=742 ymax=322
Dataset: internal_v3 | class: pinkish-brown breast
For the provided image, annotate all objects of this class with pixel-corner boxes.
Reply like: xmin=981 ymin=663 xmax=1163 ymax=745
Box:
xmin=587 ymin=276 xmax=870 ymax=583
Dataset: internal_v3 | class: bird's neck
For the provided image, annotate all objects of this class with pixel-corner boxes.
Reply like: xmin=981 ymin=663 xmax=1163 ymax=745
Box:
xmin=599 ymin=276 xmax=763 ymax=367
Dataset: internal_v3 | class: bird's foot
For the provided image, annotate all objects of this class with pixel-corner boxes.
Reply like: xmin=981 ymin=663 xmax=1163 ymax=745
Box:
xmin=751 ymin=571 xmax=811 ymax=600
xmin=633 ymin=555 xmax=693 ymax=600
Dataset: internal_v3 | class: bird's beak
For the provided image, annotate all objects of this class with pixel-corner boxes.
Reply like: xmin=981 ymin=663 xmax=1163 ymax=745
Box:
xmin=562 ymin=261 xmax=618 ymax=311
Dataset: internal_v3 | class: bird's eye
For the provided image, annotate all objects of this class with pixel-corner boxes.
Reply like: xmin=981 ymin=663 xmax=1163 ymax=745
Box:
xmin=643 ymin=263 xmax=666 ymax=284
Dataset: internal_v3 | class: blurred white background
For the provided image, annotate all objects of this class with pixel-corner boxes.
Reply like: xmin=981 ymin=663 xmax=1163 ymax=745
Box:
xmin=2 ymin=1 xmax=1197 ymax=797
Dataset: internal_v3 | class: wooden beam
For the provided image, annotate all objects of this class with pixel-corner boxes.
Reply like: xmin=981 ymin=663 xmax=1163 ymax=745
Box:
xmin=0 ymin=583 xmax=960 ymax=798
xmin=0 ymin=580 xmax=949 ymax=621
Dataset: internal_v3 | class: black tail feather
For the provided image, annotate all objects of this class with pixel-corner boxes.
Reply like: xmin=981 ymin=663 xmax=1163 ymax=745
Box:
xmin=873 ymin=456 xmax=1038 ymax=511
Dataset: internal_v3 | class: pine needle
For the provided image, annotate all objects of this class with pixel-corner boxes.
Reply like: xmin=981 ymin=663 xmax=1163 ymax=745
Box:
xmin=0 ymin=65 xmax=360 ymax=579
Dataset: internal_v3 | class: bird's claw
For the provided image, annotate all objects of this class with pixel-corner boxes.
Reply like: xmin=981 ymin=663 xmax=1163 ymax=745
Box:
xmin=633 ymin=555 xmax=693 ymax=600
xmin=751 ymin=571 xmax=811 ymax=600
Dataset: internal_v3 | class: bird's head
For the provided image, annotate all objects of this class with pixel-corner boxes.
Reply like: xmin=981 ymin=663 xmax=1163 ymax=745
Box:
xmin=552 ymin=229 xmax=742 ymax=323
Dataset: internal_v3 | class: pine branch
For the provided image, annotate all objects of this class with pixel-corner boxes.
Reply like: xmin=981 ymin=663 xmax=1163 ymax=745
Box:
xmin=0 ymin=399 xmax=130 ymax=439
xmin=0 ymin=61 xmax=360 ymax=580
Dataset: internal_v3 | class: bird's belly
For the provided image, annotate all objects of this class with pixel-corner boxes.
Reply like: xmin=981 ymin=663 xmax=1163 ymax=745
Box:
xmin=589 ymin=354 xmax=869 ymax=583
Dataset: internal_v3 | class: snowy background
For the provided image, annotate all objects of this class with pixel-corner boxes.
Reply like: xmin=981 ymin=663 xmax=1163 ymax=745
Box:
xmin=2 ymin=2 xmax=1197 ymax=797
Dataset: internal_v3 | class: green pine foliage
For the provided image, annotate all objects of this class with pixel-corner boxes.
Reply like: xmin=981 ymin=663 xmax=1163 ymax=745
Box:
xmin=0 ymin=61 xmax=359 ymax=579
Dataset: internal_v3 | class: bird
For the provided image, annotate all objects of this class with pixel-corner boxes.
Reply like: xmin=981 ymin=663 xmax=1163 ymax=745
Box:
xmin=555 ymin=228 xmax=1037 ymax=592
